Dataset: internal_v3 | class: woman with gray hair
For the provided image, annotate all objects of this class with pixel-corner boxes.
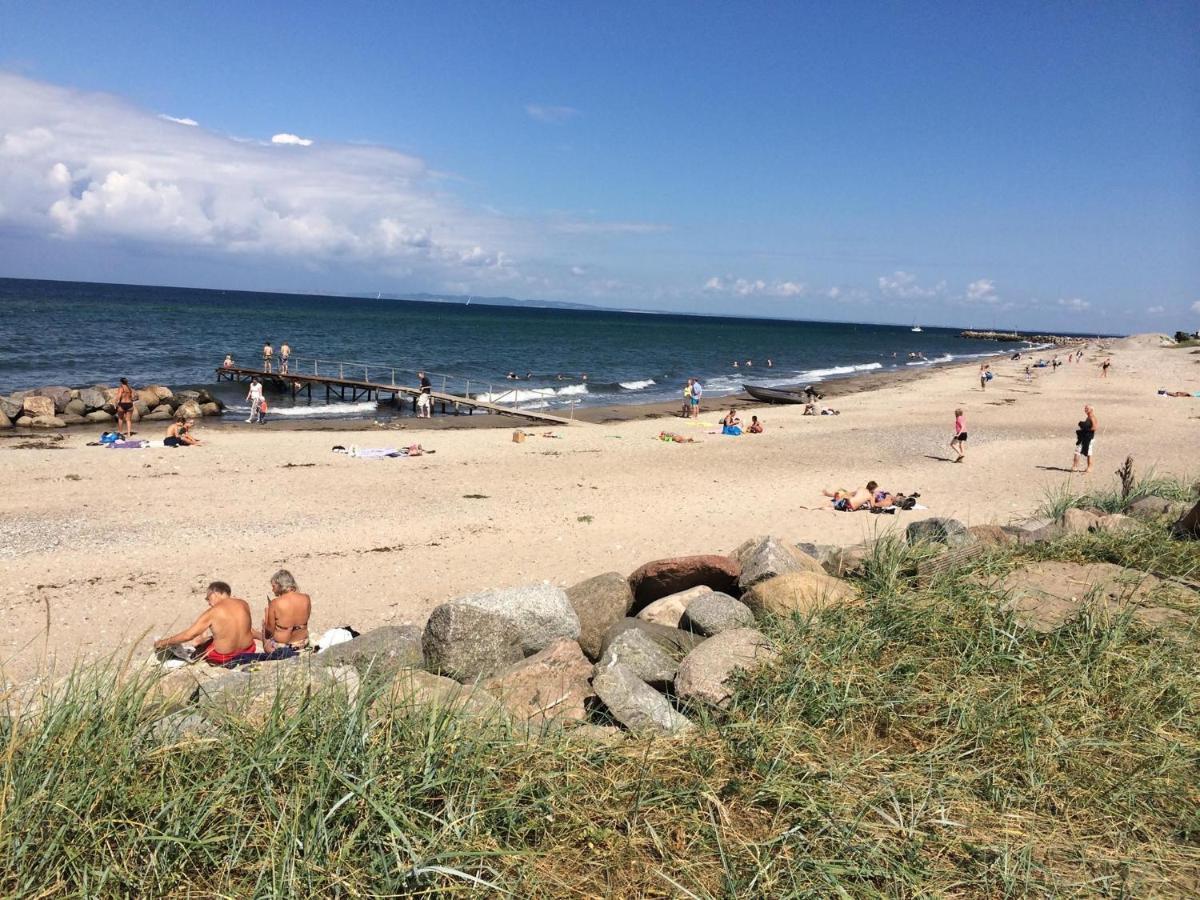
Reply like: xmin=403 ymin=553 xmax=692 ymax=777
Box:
xmin=253 ymin=569 xmax=311 ymax=653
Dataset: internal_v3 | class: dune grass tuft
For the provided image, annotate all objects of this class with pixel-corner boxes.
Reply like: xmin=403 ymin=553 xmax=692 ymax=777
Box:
xmin=2 ymin=526 xmax=1198 ymax=896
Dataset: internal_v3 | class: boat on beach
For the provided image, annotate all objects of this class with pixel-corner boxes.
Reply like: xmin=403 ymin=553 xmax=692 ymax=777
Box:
xmin=743 ymin=384 xmax=809 ymax=404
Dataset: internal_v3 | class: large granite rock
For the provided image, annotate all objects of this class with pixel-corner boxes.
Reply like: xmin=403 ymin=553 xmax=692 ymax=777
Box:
xmin=0 ymin=395 xmax=21 ymax=420
xmin=21 ymin=396 xmax=55 ymax=419
xmin=145 ymin=663 xmax=233 ymax=716
xmin=64 ymin=398 xmax=86 ymax=417
xmin=1092 ymin=513 xmax=1138 ymax=534
xmin=85 ymin=410 xmax=115 ymax=423
xmin=906 ymin=517 xmax=971 ymax=547
xmin=423 ymin=584 xmax=579 ymax=682
xmin=565 ymin=571 xmax=634 ymax=661
xmin=175 ymin=399 xmax=204 ymax=420
xmin=1003 ymin=517 xmax=1061 ymax=545
xmin=143 ymin=406 xmax=174 ymax=421
xmin=734 ymin=535 xmax=824 ymax=592
xmin=821 ymin=542 xmax=876 ymax=578
xmin=196 ymin=661 xmax=359 ymax=720
xmin=79 ymin=388 xmax=108 ymax=411
xmin=1060 ymin=507 xmax=1101 ymax=534
xmin=60 ymin=413 xmax=87 ymax=426
xmin=742 ymin=571 xmax=855 ymax=618
xmin=1173 ymin=499 xmax=1200 ymax=539
xmin=1127 ymin=496 xmax=1176 ymax=520
xmin=33 ymin=386 xmax=71 ymax=413
xmin=141 ymin=384 xmax=174 ymax=405
xmin=592 ymin=661 xmax=693 ymax=735
xmin=680 ymin=592 xmax=755 ymax=636
xmin=481 ymin=638 xmax=593 ymax=725
xmin=600 ymin=618 xmax=704 ymax=661
xmin=675 ymin=628 xmax=777 ymax=709
xmin=0 ymin=409 xmax=10 ymax=429
xmin=966 ymin=524 xmax=1014 ymax=547
xmin=636 ymin=584 xmax=710 ymax=628
xmin=598 ymin=626 xmax=679 ymax=691
xmin=29 ymin=416 xmax=66 ymax=429
xmin=422 ymin=604 xmax=525 ymax=683
xmin=317 ymin=624 xmax=423 ymax=677
xmin=628 ymin=554 xmax=741 ymax=610
xmin=15 ymin=416 xmax=32 ymax=427
xmin=379 ymin=668 xmax=506 ymax=720
xmin=200 ymin=402 xmax=221 ymax=417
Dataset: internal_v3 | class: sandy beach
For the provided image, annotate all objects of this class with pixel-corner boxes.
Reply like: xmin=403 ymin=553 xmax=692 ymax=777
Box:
xmin=1 ymin=335 xmax=1195 ymax=684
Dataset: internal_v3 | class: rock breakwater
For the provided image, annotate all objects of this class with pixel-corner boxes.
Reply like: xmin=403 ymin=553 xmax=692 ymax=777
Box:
xmin=0 ymin=384 xmax=223 ymax=429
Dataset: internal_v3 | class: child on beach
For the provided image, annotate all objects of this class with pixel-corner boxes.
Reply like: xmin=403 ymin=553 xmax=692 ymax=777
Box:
xmin=950 ymin=408 xmax=967 ymax=462
xmin=747 ymin=415 xmax=763 ymax=433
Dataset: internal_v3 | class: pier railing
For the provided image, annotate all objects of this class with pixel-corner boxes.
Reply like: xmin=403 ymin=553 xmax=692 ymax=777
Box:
xmin=252 ymin=355 xmax=578 ymax=418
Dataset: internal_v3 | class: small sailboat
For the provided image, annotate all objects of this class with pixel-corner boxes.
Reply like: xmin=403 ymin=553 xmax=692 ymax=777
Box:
xmin=911 ymin=322 xmax=923 ymax=333
xmin=466 ymin=295 xmax=472 ymax=306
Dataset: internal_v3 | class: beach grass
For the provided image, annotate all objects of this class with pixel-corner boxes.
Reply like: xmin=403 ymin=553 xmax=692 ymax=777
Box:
xmin=2 ymin=526 xmax=1198 ymax=897
xmin=1039 ymin=469 xmax=1196 ymax=521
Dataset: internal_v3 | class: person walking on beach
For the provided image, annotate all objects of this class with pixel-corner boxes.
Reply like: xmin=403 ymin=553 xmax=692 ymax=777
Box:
xmin=279 ymin=341 xmax=291 ymax=374
xmin=114 ymin=377 xmax=136 ymax=440
xmin=1072 ymin=404 xmax=1098 ymax=475
xmin=246 ymin=377 xmax=264 ymax=424
xmin=690 ymin=378 xmax=703 ymax=419
xmin=979 ymin=363 xmax=991 ymax=390
xmin=262 ymin=341 xmax=273 ymax=373
xmin=682 ymin=379 xmax=693 ymax=418
xmin=1101 ymin=358 xmax=1111 ymax=378
xmin=950 ymin=408 xmax=967 ymax=462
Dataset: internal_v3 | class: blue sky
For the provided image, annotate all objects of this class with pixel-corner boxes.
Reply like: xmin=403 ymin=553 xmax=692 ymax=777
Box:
xmin=1 ymin=1 xmax=1196 ymax=331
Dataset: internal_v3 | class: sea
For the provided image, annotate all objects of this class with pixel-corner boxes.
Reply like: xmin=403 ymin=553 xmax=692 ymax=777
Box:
xmin=0 ymin=277 xmax=1040 ymax=421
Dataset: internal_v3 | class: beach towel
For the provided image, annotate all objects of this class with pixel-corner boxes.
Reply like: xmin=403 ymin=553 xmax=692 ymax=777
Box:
xmin=107 ymin=440 xmax=150 ymax=449
xmin=721 ymin=425 xmax=742 ymax=436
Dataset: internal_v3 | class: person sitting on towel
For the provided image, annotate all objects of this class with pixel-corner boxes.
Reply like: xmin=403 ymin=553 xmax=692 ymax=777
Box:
xmin=154 ymin=581 xmax=256 ymax=665
xmin=254 ymin=569 xmax=312 ymax=652
xmin=164 ymin=416 xmax=201 ymax=447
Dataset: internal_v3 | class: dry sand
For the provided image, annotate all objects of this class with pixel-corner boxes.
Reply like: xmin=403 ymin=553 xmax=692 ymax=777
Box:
xmin=2 ymin=335 xmax=1196 ymax=684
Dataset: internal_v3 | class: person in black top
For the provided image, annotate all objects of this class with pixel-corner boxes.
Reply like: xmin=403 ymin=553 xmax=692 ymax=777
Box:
xmin=1072 ymin=405 xmax=1097 ymax=474
xmin=417 ymin=371 xmax=433 ymax=419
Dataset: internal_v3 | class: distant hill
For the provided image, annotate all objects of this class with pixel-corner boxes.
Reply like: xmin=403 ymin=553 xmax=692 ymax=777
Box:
xmin=358 ymin=291 xmax=605 ymax=312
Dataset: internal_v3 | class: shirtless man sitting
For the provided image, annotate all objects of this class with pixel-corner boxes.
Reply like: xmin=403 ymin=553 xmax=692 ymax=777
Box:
xmin=254 ymin=569 xmax=312 ymax=652
xmin=154 ymin=581 xmax=256 ymax=665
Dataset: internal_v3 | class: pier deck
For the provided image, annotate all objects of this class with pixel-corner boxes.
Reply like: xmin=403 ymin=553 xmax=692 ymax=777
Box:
xmin=215 ymin=365 xmax=574 ymax=426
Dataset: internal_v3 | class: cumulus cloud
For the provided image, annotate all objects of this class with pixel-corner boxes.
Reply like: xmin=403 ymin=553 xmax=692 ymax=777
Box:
xmin=525 ymin=103 xmax=579 ymax=123
xmin=1192 ymin=300 xmax=1200 ymax=313
xmin=966 ymin=278 xmax=997 ymax=303
xmin=0 ymin=72 xmax=519 ymax=285
xmin=271 ymin=132 xmax=313 ymax=146
xmin=878 ymin=270 xmax=945 ymax=300
xmin=703 ymin=276 xmax=806 ymax=298
xmin=159 ymin=114 xmax=198 ymax=126
xmin=1146 ymin=305 xmax=1164 ymax=314
xmin=570 ymin=265 xmax=586 ymax=276
xmin=1057 ymin=297 xmax=1090 ymax=311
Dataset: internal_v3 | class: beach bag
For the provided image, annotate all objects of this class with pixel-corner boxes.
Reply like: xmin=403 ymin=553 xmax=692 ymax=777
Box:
xmin=99 ymin=431 xmax=119 ymax=444
xmin=260 ymin=400 xmax=268 ymax=413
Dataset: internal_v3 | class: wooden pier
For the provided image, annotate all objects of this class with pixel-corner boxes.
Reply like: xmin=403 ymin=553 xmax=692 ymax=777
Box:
xmin=215 ymin=363 xmax=574 ymax=426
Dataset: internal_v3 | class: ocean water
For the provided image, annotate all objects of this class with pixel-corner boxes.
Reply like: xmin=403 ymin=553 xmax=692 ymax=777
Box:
xmin=0 ymin=277 xmax=1028 ymax=419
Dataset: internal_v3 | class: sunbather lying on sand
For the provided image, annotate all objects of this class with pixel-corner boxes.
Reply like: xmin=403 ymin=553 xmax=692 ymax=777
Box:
xmin=154 ymin=581 xmax=256 ymax=665
xmin=658 ymin=431 xmax=697 ymax=443
xmin=823 ymin=481 xmax=906 ymax=511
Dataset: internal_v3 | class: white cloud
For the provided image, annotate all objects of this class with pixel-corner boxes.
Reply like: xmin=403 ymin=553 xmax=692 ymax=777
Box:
xmin=1057 ymin=297 xmax=1090 ymax=311
xmin=878 ymin=270 xmax=945 ymax=299
xmin=271 ymin=132 xmax=313 ymax=146
xmin=159 ymin=114 xmax=198 ymax=127
xmin=1146 ymin=305 xmax=1165 ymax=314
xmin=966 ymin=278 xmax=997 ymax=303
xmin=0 ymin=72 xmax=519 ymax=285
xmin=570 ymin=265 xmax=586 ymax=276
xmin=1192 ymin=300 xmax=1200 ymax=313
xmin=525 ymin=103 xmax=579 ymax=123
xmin=703 ymin=276 xmax=807 ymax=298
xmin=827 ymin=286 xmax=842 ymax=300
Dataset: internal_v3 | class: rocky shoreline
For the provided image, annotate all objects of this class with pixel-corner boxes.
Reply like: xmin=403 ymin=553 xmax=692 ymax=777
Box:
xmin=0 ymin=383 xmax=224 ymax=430
xmin=135 ymin=496 xmax=1197 ymax=740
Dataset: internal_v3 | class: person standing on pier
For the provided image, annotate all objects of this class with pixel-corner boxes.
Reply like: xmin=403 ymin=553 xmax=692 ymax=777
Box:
xmin=280 ymin=341 xmax=291 ymax=374
xmin=417 ymin=370 xmax=433 ymax=418
xmin=262 ymin=341 xmax=273 ymax=373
